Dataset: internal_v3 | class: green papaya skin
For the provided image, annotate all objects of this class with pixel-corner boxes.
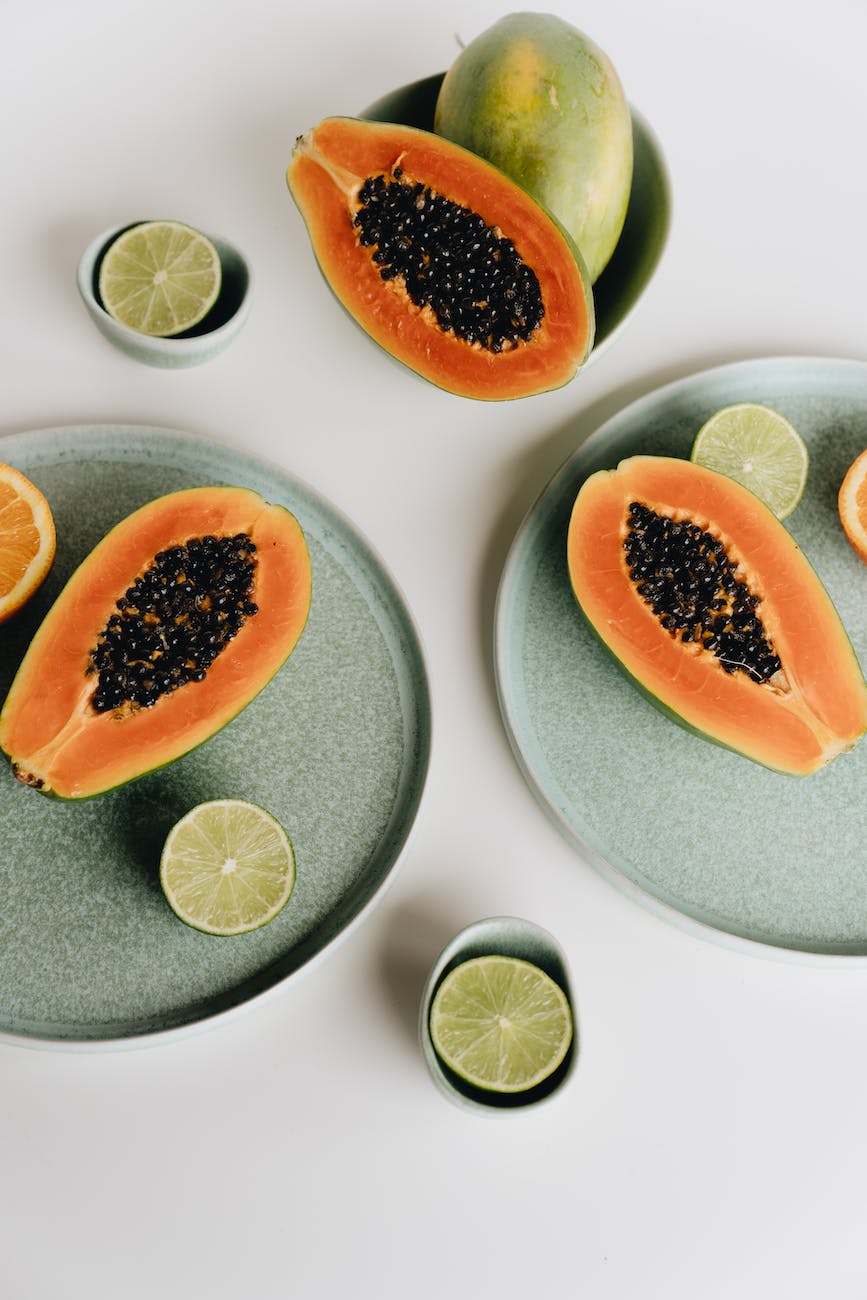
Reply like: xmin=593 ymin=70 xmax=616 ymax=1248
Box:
xmin=434 ymin=13 xmax=633 ymax=283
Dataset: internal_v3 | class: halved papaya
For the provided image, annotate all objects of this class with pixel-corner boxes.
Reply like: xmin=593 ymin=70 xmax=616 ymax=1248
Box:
xmin=0 ymin=486 xmax=312 ymax=799
xmin=287 ymin=116 xmax=594 ymax=400
xmin=567 ymin=456 xmax=867 ymax=776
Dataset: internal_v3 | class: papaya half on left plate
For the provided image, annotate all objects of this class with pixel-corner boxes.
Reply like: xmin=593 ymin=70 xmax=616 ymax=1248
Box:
xmin=287 ymin=116 xmax=594 ymax=401
xmin=0 ymin=485 xmax=312 ymax=799
xmin=567 ymin=455 xmax=867 ymax=776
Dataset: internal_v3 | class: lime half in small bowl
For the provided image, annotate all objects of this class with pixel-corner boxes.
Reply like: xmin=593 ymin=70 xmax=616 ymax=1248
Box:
xmin=420 ymin=916 xmax=577 ymax=1112
xmin=430 ymin=953 xmax=573 ymax=1094
xmin=98 ymin=220 xmax=222 ymax=338
xmin=77 ymin=220 xmax=251 ymax=367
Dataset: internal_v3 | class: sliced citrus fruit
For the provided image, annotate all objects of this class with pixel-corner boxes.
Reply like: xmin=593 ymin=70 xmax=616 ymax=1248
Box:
xmin=98 ymin=220 xmax=222 ymax=337
xmin=838 ymin=448 xmax=867 ymax=564
xmin=690 ymin=401 xmax=809 ymax=520
xmin=160 ymin=799 xmax=296 ymax=936
xmin=0 ymin=461 xmax=56 ymax=623
xmin=429 ymin=954 xmax=573 ymax=1093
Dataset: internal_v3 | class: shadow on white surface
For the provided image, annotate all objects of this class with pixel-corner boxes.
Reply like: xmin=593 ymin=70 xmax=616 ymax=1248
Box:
xmin=375 ymin=892 xmax=472 ymax=1050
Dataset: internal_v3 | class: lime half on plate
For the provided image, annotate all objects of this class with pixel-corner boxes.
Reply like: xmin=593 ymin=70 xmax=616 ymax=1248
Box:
xmin=690 ymin=401 xmax=809 ymax=519
xmin=160 ymin=799 xmax=296 ymax=936
xmin=98 ymin=220 xmax=222 ymax=337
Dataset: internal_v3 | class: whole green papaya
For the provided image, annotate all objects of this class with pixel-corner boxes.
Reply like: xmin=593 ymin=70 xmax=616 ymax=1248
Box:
xmin=435 ymin=13 xmax=633 ymax=282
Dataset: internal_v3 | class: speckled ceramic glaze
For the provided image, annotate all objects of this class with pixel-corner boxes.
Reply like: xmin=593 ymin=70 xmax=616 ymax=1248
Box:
xmin=363 ymin=74 xmax=671 ymax=362
xmin=495 ymin=357 xmax=867 ymax=959
xmin=419 ymin=916 xmax=577 ymax=1112
xmin=0 ymin=425 xmax=430 ymax=1044
xmin=77 ymin=226 xmax=251 ymax=367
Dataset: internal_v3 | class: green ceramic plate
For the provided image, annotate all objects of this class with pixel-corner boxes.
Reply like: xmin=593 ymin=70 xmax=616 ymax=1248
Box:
xmin=363 ymin=73 xmax=671 ymax=360
xmin=0 ymin=425 xmax=430 ymax=1044
xmin=495 ymin=357 xmax=867 ymax=958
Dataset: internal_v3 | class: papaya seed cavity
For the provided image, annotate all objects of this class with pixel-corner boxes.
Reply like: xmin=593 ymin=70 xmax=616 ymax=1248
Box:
xmin=624 ymin=500 xmax=782 ymax=685
xmin=88 ymin=533 xmax=259 ymax=713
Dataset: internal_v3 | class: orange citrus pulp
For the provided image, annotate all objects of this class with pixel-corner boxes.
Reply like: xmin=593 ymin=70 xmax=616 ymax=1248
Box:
xmin=838 ymin=449 xmax=867 ymax=565
xmin=0 ymin=462 xmax=56 ymax=622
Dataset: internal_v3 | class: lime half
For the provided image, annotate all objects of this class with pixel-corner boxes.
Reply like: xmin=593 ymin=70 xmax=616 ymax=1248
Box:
xmin=98 ymin=220 xmax=222 ymax=337
xmin=160 ymin=800 xmax=296 ymax=936
xmin=429 ymin=954 xmax=573 ymax=1094
xmin=690 ymin=402 xmax=809 ymax=519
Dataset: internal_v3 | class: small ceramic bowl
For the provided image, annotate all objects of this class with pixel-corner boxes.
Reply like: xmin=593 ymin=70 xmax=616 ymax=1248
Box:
xmin=419 ymin=916 xmax=577 ymax=1113
xmin=76 ymin=222 xmax=252 ymax=368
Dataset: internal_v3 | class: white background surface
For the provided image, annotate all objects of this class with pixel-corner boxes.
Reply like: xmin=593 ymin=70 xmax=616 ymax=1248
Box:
xmin=3 ymin=1 xmax=867 ymax=1295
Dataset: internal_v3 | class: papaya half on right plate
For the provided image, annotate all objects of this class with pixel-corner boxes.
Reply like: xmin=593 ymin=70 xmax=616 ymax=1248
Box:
xmin=567 ymin=455 xmax=867 ymax=776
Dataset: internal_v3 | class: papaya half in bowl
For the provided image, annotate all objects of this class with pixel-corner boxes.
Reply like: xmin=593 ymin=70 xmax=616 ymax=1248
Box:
xmin=288 ymin=114 xmax=594 ymax=401
xmin=362 ymin=72 xmax=671 ymax=363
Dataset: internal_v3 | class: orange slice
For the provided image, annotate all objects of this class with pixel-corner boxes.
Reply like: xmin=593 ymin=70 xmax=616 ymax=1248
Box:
xmin=838 ymin=449 xmax=867 ymax=565
xmin=0 ymin=462 xmax=56 ymax=622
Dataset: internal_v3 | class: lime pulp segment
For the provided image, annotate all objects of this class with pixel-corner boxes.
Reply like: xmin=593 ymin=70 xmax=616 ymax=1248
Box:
xmin=690 ymin=402 xmax=809 ymax=520
xmin=429 ymin=954 xmax=573 ymax=1093
xmin=98 ymin=220 xmax=222 ymax=337
xmin=160 ymin=799 xmax=296 ymax=936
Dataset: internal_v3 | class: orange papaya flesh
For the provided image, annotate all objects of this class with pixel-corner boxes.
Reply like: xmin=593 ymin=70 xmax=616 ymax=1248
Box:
xmin=0 ymin=486 xmax=312 ymax=799
xmin=567 ymin=456 xmax=867 ymax=776
xmin=287 ymin=116 xmax=594 ymax=401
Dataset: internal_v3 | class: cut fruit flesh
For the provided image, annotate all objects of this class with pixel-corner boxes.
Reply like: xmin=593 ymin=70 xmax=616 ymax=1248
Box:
xmin=160 ymin=799 xmax=296 ymax=936
xmin=287 ymin=116 xmax=594 ymax=401
xmin=98 ymin=220 xmax=222 ymax=337
xmin=838 ymin=448 xmax=867 ymax=563
xmin=690 ymin=402 xmax=809 ymax=520
xmin=0 ymin=461 xmax=56 ymax=622
xmin=429 ymin=954 xmax=573 ymax=1093
xmin=567 ymin=455 xmax=867 ymax=776
xmin=0 ymin=486 xmax=311 ymax=798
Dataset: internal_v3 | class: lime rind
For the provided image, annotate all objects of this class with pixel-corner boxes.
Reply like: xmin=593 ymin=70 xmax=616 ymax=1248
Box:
xmin=98 ymin=220 xmax=222 ymax=337
xmin=429 ymin=954 xmax=573 ymax=1094
xmin=160 ymin=799 xmax=296 ymax=936
xmin=690 ymin=402 xmax=809 ymax=520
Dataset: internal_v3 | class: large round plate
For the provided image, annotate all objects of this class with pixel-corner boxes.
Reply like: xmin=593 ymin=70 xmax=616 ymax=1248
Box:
xmin=362 ymin=74 xmax=671 ymax=362
xmin=0 ymin=425 xmax=431 ymax=1044
xmin=495 ymin=357 xmax=867 ymax=958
